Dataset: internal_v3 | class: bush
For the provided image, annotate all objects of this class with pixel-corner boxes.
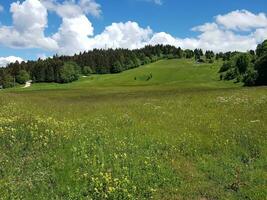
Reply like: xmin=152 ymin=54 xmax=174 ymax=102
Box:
xmin=82 ymin=66 xmax=93 ymax=76
xmin=243 ymin=68 xmax=258 ymax=86
xmin=197 ymin=58 xmax=205 ymax=63
xmin=236 ymin=54 xmax=251 ymax=74
xmin=59 ymin=62 xmax=80 ymax=83
xmin=111 ymin=61 xmax=123 ymax=73
xmin=221 ymin=68 xmax=237 ymax=80
xmin=143 ymin=57 xmax=151 ymax=65
xmin=254 ymin=55 xmax=267 ymax=85
xmin=219 ymin=62 xmax=232 ymax=73
xmin=16 ymin=70 xmax=30 ymax=84
xmin=1 ymin=74 xmax=14 ymax=88
xmin=208 ymin=59 xmax=214 ymax=63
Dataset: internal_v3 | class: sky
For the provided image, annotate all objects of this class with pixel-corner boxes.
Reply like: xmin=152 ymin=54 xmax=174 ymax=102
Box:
xmin=0 ymin=0 xmax=267 ymax=66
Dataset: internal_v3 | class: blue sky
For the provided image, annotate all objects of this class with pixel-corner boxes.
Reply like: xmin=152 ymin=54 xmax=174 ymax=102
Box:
xmin=0 ymin=0 xmax=267 ymax=65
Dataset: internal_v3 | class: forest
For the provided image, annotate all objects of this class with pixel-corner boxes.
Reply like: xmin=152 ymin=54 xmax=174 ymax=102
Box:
xmin=0 ymin=41 xmax=267 ymax=88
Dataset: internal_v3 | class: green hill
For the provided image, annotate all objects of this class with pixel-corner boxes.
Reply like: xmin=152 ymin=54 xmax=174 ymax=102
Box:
xmin=0 ymin=59 xmax=266 ymax=200
xmin=9 ymin=59 xmax=239 ymax=91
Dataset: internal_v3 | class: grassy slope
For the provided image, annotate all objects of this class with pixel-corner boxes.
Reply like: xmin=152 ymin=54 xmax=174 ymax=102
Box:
xmin=9 ymin=59 xmax=238 ymax=91
xmin=0 ymin=59 xmax=266 ymax=200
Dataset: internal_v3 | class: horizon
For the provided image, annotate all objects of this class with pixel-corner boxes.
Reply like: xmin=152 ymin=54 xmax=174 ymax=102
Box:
xmin=0 ymin=0 xmax=266 ymax=66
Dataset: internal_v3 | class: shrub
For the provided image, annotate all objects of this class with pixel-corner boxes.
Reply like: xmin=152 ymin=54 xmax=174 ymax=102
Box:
xmin=243 ymin=68 xmax=258 ymax=86
xmin=83 ymin=66 xmax=93 ymax=75
xmin=197 ymin=58 xmax=205 ymax=63
xmin=208 ymin=59 xmax=214 ymax=63
xmin=236 ymin=54 xmax=251 ymax=74
xmin=16 ymin=70 xmax=30 ymax=84
xmin=221 ymin=68 xmax=237 ymax=80
xmin=0 ymin=74 xmax=14 ymax=88
xmin=254 ymin=54 xmax=267 ymax=85
xmin=111 ymin=61 xmax=123 ymax=73
xmin=219 ymin=62 xmax=232 ymax=73
xmin=59 ymin=62 xmax=80 ymax=83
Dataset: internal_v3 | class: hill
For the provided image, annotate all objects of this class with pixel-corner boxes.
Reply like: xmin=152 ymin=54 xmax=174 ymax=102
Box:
xmin=0 ymin=59 xmax=266 ymax=200
xmin=9 ymin=59 xmax=238 ymax=91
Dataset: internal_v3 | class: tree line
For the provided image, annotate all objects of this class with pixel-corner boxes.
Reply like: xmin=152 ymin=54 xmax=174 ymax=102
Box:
xmin=219 ymin=40 xmax=267 ymax=86
xmin=0 ymin=43 xmax=266 ymax=88
xmin=0 ymin=45 xmax=206 ymax=88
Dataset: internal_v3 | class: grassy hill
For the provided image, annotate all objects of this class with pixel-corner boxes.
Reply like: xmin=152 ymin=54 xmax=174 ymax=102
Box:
xmin=0 ymin=59 xmax=266 ymax=199
xmin=9 ymin=59 xmax=239 ymax=91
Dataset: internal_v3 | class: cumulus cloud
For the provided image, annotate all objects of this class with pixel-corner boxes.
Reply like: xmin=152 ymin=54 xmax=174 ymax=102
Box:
xmin=216 ymin=10 xmax=267 ymax=31
xmin=0 ymin=0 xmax=57 ymax=50
xmin=79 ymin=0 xmax=101 ymax=17
xmin=0 ymin=56 xmax=24 ymax=67
xmin=42 ymin=0 xmax=101 ymax=18
xmin=1 ymin=0 xmax=267 ymax=56
xmin=52 ymin=15 xmax=94 ymax=55
xmin=147 ymin=10 xmax=267 ymax=52
xmin=91 ymin=21 xmax=152 ymax=49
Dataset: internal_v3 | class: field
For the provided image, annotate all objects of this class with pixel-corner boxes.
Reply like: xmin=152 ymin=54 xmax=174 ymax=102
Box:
xmin=0 ymin=59 xmax=266 ymax=199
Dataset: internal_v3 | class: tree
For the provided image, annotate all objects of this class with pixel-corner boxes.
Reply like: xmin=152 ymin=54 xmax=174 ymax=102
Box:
xmin=59 ymin=62 xmax=80 ymax=83
xmin=184 ymin=49 xmax=194 ymax=58
xmin=0 ymin=73 xmax=14 ymax=88
xmin=243 ymin=68 xmax=258 ymax=86
xmin=111 ymin=61 xmax=123 ymax=73
xmin=256 ymin=40 xmax=267 ymax=57
xmin=255 ymin=54 xmax=267 ymax=85
xmin=16 ymin=70 xmax=30 ymax=84
xmin=236 ymin=54 xmax=251 ymax=74
xmin=205 ymin=50 xmax=215 ymax=60
xmin=83 ymin=66 xmax=93 ymax=75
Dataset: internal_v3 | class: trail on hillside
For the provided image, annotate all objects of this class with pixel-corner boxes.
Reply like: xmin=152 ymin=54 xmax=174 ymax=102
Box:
xmin=23 ymin=80 xmax=32 ymax=88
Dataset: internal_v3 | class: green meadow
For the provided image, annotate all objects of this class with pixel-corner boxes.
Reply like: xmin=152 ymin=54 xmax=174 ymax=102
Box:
xmin=0 ymin=59 xmax=266 ymax=199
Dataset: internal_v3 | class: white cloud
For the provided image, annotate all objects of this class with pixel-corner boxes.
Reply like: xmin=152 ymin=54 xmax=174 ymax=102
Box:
xmin=0 ymin=0 xmax=58 ymax=50
xmin=79 ymin=0 xmax=101 ymax=17
xmin=1 ymin=0 xmax=267 ymax=56
xmin=36 ymin=53 xmax=47 ymax=60
xmin=216 ymin=10 xmax=267 ymax=31
xmin=42 ymin=0 xmax=101 ymax=18
xmin=91 ymin=21 xmax=152 ymax=49
xmin=52 ymin=15 xmax=94 ymax=55
xmin=147 ymin=10 xmax=267 ymax=52
xmin=0 ymin=56 xmax=24 ymax=67
xmin=253 ymin=28 xmax=267 ymax=43
xmin=0 ymin=4 xmax=4 ymax=12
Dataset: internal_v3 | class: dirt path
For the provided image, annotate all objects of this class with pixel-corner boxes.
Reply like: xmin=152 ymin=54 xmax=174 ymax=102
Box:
xmin=23 ymin=80 xmax=32 ymax=88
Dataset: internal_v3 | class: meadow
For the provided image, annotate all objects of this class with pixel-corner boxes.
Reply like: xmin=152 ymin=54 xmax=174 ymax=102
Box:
xmin=0 ymin=59 xmax=266 ymax=199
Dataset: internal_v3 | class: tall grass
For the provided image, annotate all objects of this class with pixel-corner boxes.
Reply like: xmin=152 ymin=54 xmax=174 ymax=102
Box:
xmin=0 ymin=59 xmax=266 ymax=199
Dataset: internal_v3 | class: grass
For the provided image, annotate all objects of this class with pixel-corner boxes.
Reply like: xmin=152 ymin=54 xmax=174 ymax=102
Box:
xmin=0 ymin=59 xmax=266 ymax=199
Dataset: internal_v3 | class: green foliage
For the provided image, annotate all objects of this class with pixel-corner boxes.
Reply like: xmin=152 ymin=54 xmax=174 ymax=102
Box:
xmin=254 ymin=54 xmax=267 ymax=85
xmin=0 ymin=73 xmax=14 ymax=88
xmin=243 ymin=67 xmax=258 ymax=86
xmin=256 ymin=39 xmax=267 ymax=57
xmin=82 ymin=66 xmax=93 ymax=75
xmin=16 ymin=70 xmax=30 ymax=84
xmin=59 ymin=62 xmax=80 ymax=83
xmin=111 ymin=61 xmax=123 ymax=73
xmin=236 ymin=53 xmax=251 ymax=74
xmin=184 ymin=49 xmax=194 ymax=58
xmin=0 ymin=59 xmax=266 ymax=199
xmin=205 ymin=50 xmax=215 ymax=60
xmin=194 ymin=49 xmax=203 ymax=60
xmin=219 ymin=61 xmax=232 ymax=73
xmin=220 ymin=68 xmax=237 ymax=80
xmin=220 ymin=40 xmax=267 ymax=86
